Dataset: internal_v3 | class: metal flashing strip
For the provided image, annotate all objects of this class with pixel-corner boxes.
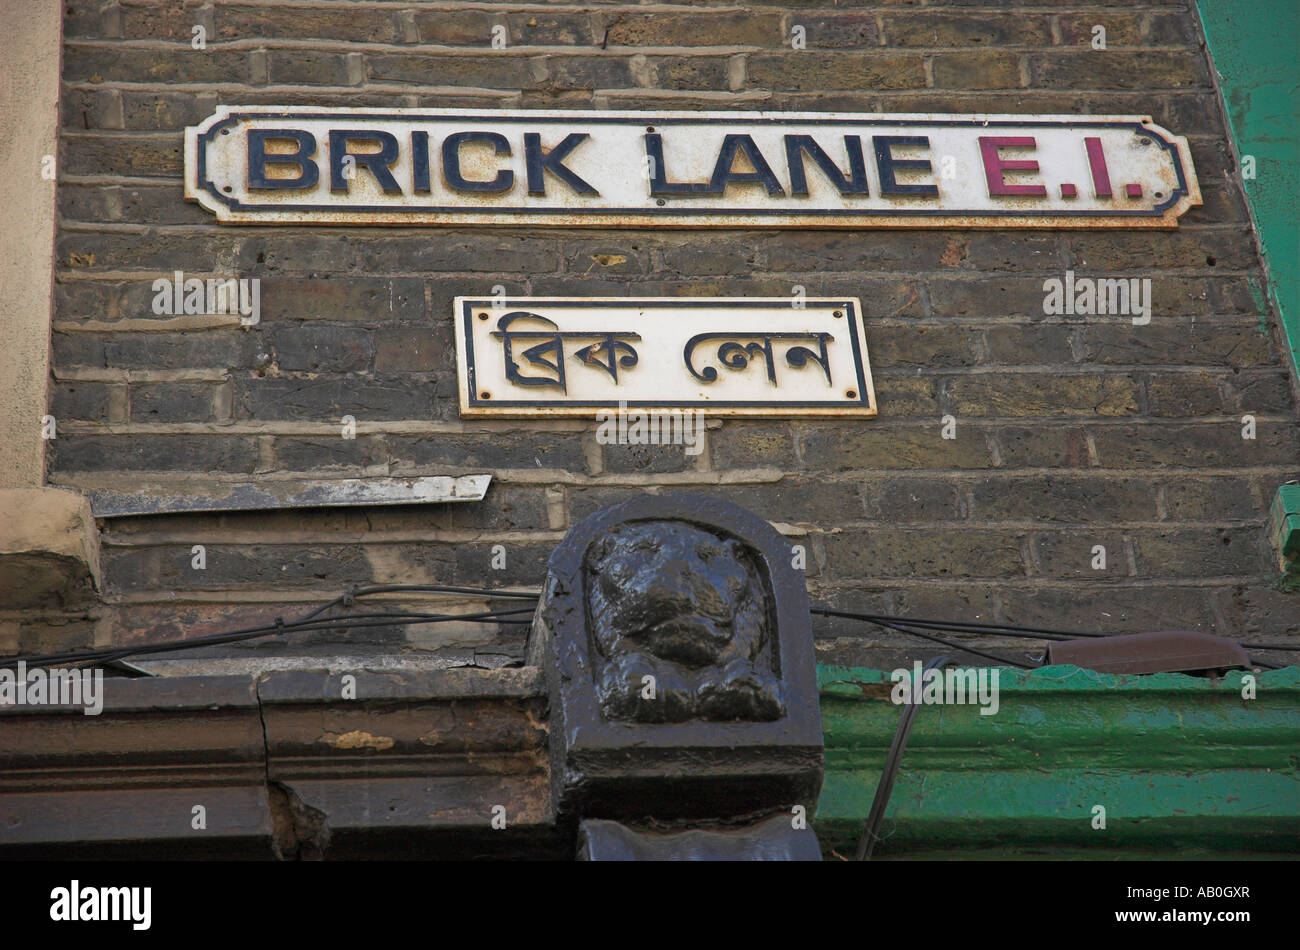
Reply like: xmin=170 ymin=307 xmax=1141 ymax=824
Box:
xmin=86 ymin=475 xmax=492 ymax=518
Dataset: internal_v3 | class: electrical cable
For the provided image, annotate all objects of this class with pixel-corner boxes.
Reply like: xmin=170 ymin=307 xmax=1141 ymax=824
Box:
xmin=831 ymin=612 xmax=1034 ymax=669
xmin=855 ymin=654 xmax=949 ymax=860
xmin=334 ymin=584 xmax=541 ymax=600
xmin=821 ymin=611 xmax=1090 ymax=639
xmin=2 ymin=601 xmax=539 ymax=669
xmin=4 ymin=581 xmax=1293 ymax=670
xmin=811 ymin=605 xmax=1299 ymax=655
xmin=74 ymin=607 xmax=539 ymax=662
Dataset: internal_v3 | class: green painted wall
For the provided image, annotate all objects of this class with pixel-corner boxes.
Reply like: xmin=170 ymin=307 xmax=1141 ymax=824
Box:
xmin=814 ymin=664 xmax=1300 ymax=859
xmin=1198 ymin=0 xmax=1300 ymax=380
xmin=1270 ymin=483 xmax=1300 ymax=586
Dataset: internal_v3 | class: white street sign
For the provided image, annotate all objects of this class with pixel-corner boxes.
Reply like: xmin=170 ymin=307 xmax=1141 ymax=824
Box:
xmin=186 ymin=107 xmax=1200 ymax=229
xmin=453 ymin=297 xmax=877 ymax=418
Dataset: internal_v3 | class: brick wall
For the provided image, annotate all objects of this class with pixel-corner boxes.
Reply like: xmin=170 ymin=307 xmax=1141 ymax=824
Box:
xmin=33 ymin=0 xmax=1299 ymax=665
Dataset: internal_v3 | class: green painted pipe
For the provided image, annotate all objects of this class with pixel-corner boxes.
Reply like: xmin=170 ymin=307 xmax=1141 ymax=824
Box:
xmin=814 ymin=665 xmax=1299 ymax=858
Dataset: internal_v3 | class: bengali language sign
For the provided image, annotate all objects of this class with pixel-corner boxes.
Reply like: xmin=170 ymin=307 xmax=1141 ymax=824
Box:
xmin=453 ymin=298 xmax=876 ymax=417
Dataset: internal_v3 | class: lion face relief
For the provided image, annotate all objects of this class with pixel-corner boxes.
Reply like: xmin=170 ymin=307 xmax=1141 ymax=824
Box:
xmin=584 ymin=520 xmax=783 ymax=723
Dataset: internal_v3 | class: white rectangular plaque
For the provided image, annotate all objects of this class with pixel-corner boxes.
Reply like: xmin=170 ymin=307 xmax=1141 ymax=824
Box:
xmin=454 ymin=297 xmax=876 ymax=418
xmin=186 ymin=106 xmax=1200 ymax=228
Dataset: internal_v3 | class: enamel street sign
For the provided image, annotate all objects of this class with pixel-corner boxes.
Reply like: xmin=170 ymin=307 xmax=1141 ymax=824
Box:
xmin=453 ymin=297 xmax=876 ymax=418
xmin=186 ymin=107 xmax=1201 ymax=229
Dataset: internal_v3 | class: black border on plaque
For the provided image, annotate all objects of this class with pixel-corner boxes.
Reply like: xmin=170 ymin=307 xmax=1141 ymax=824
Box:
xmin=196 ymin=112 xmax=1191 ymax=217
xmin=458 ymin=297 xmax=874 ymax=412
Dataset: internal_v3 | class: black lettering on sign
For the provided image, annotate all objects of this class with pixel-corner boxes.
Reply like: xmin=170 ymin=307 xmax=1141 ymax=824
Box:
xmin=645 ymin=133 xmax=713 ymax=197
xmin=247 ymin=129 xmax=319 ymax=190
xmin=709 ymin=134 xmax=786 ymax=197
xmin=784 ymin=135 xmax=868 ymax=197
xmin=328 ymin=129 xmax=402 ymax=194
xmin=524 ymin=132 xmax=599 ymax=196
xmin=442 ymin=131 xmax=514 ymax=193
xmin=873 ymin=135 xmax=939 ymax=197
xmin=411 ymin=130 xmax=432 ymax=194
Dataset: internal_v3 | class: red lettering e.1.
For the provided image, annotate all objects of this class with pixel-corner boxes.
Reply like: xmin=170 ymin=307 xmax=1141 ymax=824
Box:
xmin=978 ymin=136 xmax=1047 ymax=197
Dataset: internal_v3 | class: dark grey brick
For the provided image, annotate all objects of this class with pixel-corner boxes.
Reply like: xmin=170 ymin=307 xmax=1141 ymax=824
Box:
xmin=271 ymin=325 xmax=374 ymax=373
xmin=49 ymin=435 xmax=259 ymax=473
xmin=130 ymin=382 xmax=218 ymax=422
xmin=234 ymin=375 xmax=449 ymax=422
xmin=388 ymin=432 xmax=588 ymax=472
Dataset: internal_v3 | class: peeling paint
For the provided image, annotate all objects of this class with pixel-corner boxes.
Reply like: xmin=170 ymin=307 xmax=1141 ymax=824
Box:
xmin=322 ymin=730 xmax=395 ymax=751
xmin=89 ymin=475 xmax=491 ymax=518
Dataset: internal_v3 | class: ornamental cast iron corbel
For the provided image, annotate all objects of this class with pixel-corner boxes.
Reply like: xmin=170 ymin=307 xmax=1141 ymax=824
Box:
xmin=527 ymin=493 xmax=825 ymax=860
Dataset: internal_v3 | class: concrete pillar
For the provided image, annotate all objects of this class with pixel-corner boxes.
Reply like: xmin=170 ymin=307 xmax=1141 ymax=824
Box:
xmin=0 ymin=6 xmax=100 ymax=611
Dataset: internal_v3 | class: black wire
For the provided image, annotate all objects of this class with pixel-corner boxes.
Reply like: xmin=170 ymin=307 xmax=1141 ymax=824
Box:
xmin=861 ymin=618 xmax=1073 ymax=642
xmin=9 ymin=609 xmax=537 ymax=669
xmin=856 ymin=654 xmax=950 ymax=861
xmin=873 ymin=621 xmax=1033 ymax=669
xmin=859 ymin=613 xmax=1091 ymax=638
xmin=2 ymin=604 xmax=539 ymax=669
xmin=4 ymin=579 xmax=1292 ymax=670
xmin=813 ymin=608 xmax=1035 ymax=668
xmin=338 ymin=584 xmax=541 ymax=601
xmin=816 ymin=607 xmax=1290 ymax=673
xmin=297 ymin=595 xmax=348 ymax=622
xmin=813 ymin=606 xmax=1083 ymax=643
xmin=811 ymin=606 xmax=1300 ymax=652
xmin=1 ymin=583 xmax=542 ymax=669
